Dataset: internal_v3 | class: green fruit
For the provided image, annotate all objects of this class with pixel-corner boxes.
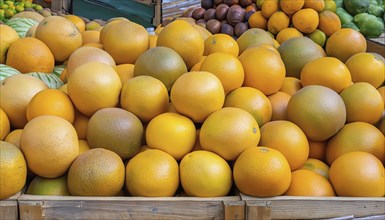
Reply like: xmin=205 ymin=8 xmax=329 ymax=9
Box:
xmin=307 ymin=29 xmax=327 ymax=48
xmin=4 ymin=8 xmax=13 ymax=18
xmin=33 ymin=4 xmax=42 ymax=11
xmin=343 ymin=0 xmax=370 ymax=15
xmin=15 ymin=4 xmax=23 ymax=12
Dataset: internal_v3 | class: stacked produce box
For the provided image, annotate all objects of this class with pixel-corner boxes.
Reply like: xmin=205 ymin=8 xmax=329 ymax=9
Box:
xmin=0 ymin=0 xmax=384 ymax=219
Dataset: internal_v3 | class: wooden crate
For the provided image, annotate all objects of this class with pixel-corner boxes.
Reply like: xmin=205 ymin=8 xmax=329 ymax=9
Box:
xmin=18 ymin=194 xmax=245 ymax=220
xmin=241 ymin=194 xmax=385 ymax=220
xmin=366 ymin=33 xmax=385 ymax=57
xmin=0 ymin=190 xmax=23 ymax=220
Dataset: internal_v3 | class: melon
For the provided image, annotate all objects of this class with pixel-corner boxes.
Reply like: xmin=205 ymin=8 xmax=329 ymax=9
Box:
xmin=26 ymin=72 xmax=64 ymax=89
xmin=6 ymin=17 xmax=39 ymax=38
xmin=0 ymin=64 xmax=21 ymax=81
xmin=52 ymin=65 xmax=66 ymax=78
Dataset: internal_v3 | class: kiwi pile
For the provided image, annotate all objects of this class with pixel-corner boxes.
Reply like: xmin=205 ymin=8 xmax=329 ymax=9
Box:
xmin=181 ymin=0 xmax=256 ymax=38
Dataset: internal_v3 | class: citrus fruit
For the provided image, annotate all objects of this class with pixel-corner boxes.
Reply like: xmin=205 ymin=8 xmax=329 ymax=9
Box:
xmin=236 ymin=28 xmax=275 ymax=55
xmin=278 ymin=36 xmax=326 ymax=79
xmin=67 ymin=61 xmax=122 ymax=117
xmin=180 ymin=150 xmax=232 ymax=197
xmin=267 ymin=11 xmax=290 ymax=35
xmin=4 ymin=129 xmax=23 ymax=148
xmin=65 ymin=46 xmax=116 ymax=80
xmin=133 ymin=46 xmax=188 ymax=91
xmin=87 ymin=107 xmax=144 ymax=160
xmin=26 ymin=175 xmax=71 ymax=196
xmin=170 ymin=71 xmax=225 ymax=123
xmin=233 ymin=147 xmax=292 ymax=197
xmin=292 ymin=8 xmax=319 ymax=34
xmin=200 ymin=52 xmax=244 ymax=95
xmin=224 ymin=87 xmax=272 ymax=127
xmin=279 ymin=77 xmax=302 ymax=95
xmin=345 ymin=52 xmax=385 ymax=88
xmin=0 ymin=108 xmax=10 ymax=141
xmin=308 ymin=140 xmax=327 ymax=161
xmin=239 ymin=46 xmax=286 ymax=95
xmin=0 ymin=24 xmax=19 ymax=64
xmin=200 ymin=107 xmax=260 ymax=161
xmin=73 ymin=110 xmax=89 ymax=140
xmin=26 ymin=88 xmax=75 ymax=123
xmin=103 ymin=20 xmax=149 ymax=64
xmin=63 ymin=14 xmax=85 ymax=32
xmin=99 ymin=19 xmax=126 ymax=44
xmin=261 ymin=0 xmax=279 ymax=19
xmin=0 ymin=74 xmax=48 ymax=129
xmin=67 ymin=148 xmax=125 ymax=196
xmin=157 ymin=20 xmax=204 ymax=69
xmin=248 ymin=11 xmax=267 ymax=30
xmin=325 ymin=28 xmax=367 ymax=63
xmin=298 ymin=158 xmax=330 ymax=179
xmin=307 ymin=29 xmax=327 ymax=47
xmin=116 ymin=63 xmax=135 ymax=85
xmin=145 ymin=112 xmax=196 ymax=161
xmin=120 ymin=76 xmax=169 ymax=123
xmin=329 ymin=151 xmax=385 ymax=197
xmin=0 ymin=141 xmax=27 ymax=199
xmin=203 ymin=33 xmax=239 ymax=57
xmin=280 ymin=0 xmax=305 ymax=15
xmin=81 ymin=30 xmax=100 ymax=45
xmin=317 ymin=10 xmax=341 ymax=37
xmin=287 ymin=85 xmax=346 ymax=141
xmin=303 ymin=0 xmax=325 ymax=12
xmin=275 ymin=27 xmax=303 ymax=45
xmin=340 ymin=82 xmax=384 ymax=124
xmin=326 ymin=121 xmax=385 ymax=165
xmin=125 ymin=149 xmax=179 ymax=197
xmin=35 ymin=16 xmax=82 ymax=62
xmin=78 ymin=139 xmax=90 ymax=155
xmin=300 ymin=56 xmax=352 ymax=93
xmin=267 ymin=91 xmax=291 ymax=121
xmin=5 ymin=37 xmax=54 ymax=74
xmin=260 ymin=120 xmax=309 ymax=171
xmin=284 ymin=169 xmax=335 ymax=196
xmin=20 ymin=115 xmax=78 ymax=178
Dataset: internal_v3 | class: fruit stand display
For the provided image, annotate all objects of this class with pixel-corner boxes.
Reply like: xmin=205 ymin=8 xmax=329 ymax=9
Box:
xmin=0 ymin=0 xmax=385 ymax=219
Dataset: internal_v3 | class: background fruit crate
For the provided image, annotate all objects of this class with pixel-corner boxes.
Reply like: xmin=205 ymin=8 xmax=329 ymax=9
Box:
xmin=18 ymin=194 xmax=245 ymax=220
xmin=240 ymin=194 xmax=385 ymax=220
xmin=366 ymin=33 xmax=385 ymax=57
xmin=0 ymin=190 xmax=24 ymax=220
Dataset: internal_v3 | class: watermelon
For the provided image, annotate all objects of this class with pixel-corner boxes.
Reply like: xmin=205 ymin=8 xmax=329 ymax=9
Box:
xmin=26 ymin=72 xmax=64 ymax=89
xmin=6 ymin=17 xmax=39 ymax=38
xmin=0 ymin=64 xmax=21 ymax=81
xmin=52 ymin=65 xmax=66 ymax=78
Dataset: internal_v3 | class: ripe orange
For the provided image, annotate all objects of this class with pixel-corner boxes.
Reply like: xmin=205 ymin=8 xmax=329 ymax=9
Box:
xmin=200 ymin=107 xmax=260 ymax=161
xmin=0 ymin=141 xmax=27 ymax=199
xmin=237 ymin=28 xmax=275 ymax=55
xmin=170 ymin=71 xmax=225 ymax=123
xmin=67 ymin=148 xmax=125 ymax=196
xmin=287 ymin=85 xmax=346 ymax=141
xmin=260 ymin=120 xmax=309 ymax=171
xmin=308 ymin=140 xmax=327 ymax=161
xmin=329 ymin=151 xmax=385 ymax=197
xmin=248 ymin=11 xmax=267 ymax=30
xmin=279 ymin=77 xmax=303 ymax=95
xmin=120 ymin=76 xmax=169 ymax=123
xmin=26 ymin=175 xmax=71 ymax=196
xmin=65 ymin=46 xmax=116 ymax=79
xmin=278 ymin=36 xmax=326 ymax=79
xmin=284 ymin=169 xmax=335 ymax=196
xmin=345 ymin=52 xmax=385 ymax=88
xmin=377 ymin=86 xmax=385 ymax=104
xmin=275 ymin=27 xmax=303 ymax=45
xmin=317 ymin=10 xmax=341 ymax=37
xmin=20 ymin=115 xmax=79 ymax=178
xmin=26 ymin=88 xmax=75 ymax=123
xmin=203 ymin=33 xmax=239 ymax=57
xmin=78 ymin=139 xmax=90 ymax=155
xmin=73 ymin=110 xmax=89 ymax=140
xmin=300 ymin=57 xmax=352 ymax=93
xmin=87 ymin=107 xmax=144 ymax=160
xmin=200 ymin=52 xmax=244 ymax=95
xmin=0 ymin=108 xmax=10 ymax=141
xmin=157 ymin=20 xmax=204 ymax=69
xmin=0 ymin=74 xmax=48 ymax=129
xmin=233 ymin=147 xmax=291 ymax=197
xmin=261 ymin=0 xmax=279 ymax=19
xmin=125 ymin=149 xmax=179 ymax=197
xmin=326 ymin=122 xmax=385 ymax=165
xmin=303 ymin=0 xmax=324 ymax=12
xmin=99 ymin=19 xmax=126 ymax=44
xmin=340 ymin=82 xmax=384 ymax=124
xmin=103 ymin=20 xmax=149 ymax=64
xmin=0 ymin=24 xmax=19 ymax=64
xmin=4 ymin=129 xmax=23 ymax=148
xmin=145 ymin=112 xmax=195 ymax=161
xmin=67 ymin=61 xmax=122 ymax=117
xmin=115 ymin=63 xmax=135 ymax=85
xmin=35 ymin=16 xmax=82 ymax=62
xmin=63 ymin=14 xmax=86 ymax=32
xmin=267 ymin=11 xmax=290 ymax=35
xmin=299 ymin=158 xmax=330 ymax=179
xmin=6 ymin=37 xmax=54 ymax=74
xmin=133 ymin=46 xmax=188 ymax=91
xmin=325 ymin=28 xmax=367 ymax=63
xmin=81 ymin=30 xmax=100 ymax=45
xmin=292 ymin=8 xmax=319 ymax=34
xmin=224 ymin=87 xmax=272 ymax=127
xmin=267 ymin=91 xmax=291 ymax=121
xmin=239 ymin=46 xmax=286 ymax=95
xmin=280 ymin=0 xmax=305 ymax=14
xmin=179 ymin=150 xmax=232 ymax=197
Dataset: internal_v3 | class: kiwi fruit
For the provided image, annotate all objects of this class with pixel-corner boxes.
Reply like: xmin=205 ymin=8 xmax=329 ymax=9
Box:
xmin=201 ymin=0 xmax=214 ymax=9
xmin=215 ymin=3 xmax=229 ymax=21
xmin=206 ymin=19 xmax=222 ymax=34
xmin=234 ymin=22 xmax=248 ymax=37
xmin=224 ymin=0 xmax=239 ymax=6
xmin=204 ymin=8 xmax=217 ymax=21
xmin=221 ymin=23 xmax=234 ymax=36
xmin=227 ymin=5 xmax=245 ymax=25
xmin=192 ymin=8 xmax=206 ymax=20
